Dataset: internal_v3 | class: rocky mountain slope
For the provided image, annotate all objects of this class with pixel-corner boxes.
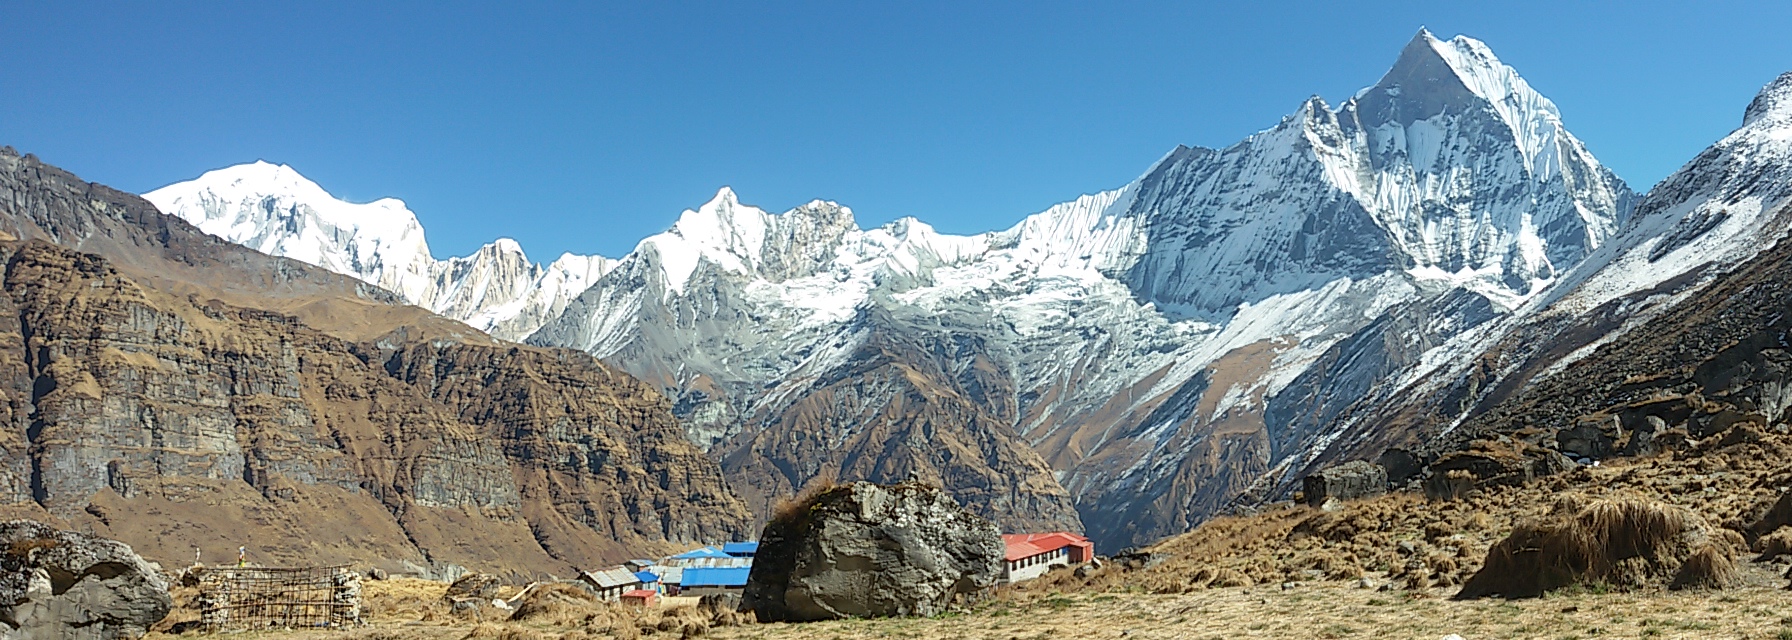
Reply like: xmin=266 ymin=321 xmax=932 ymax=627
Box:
xmin=145 ymin=30 xmax=1634 ymax=550
xmin=0 ymin=146 xmax=751 ymax=577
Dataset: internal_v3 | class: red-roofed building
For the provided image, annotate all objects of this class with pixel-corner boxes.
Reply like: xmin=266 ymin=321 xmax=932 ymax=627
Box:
xmin=620 ymin=589 xmax=658 ymax=607
xmin=1001 ymin=532 xmax=1094 ymax=583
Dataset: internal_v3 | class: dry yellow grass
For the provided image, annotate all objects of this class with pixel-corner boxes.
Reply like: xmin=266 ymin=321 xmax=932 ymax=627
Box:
xmin=144 ymin=579 xmax=1792 ymax=640
xmin=143 ymin=424 xmax=1792 ymax=640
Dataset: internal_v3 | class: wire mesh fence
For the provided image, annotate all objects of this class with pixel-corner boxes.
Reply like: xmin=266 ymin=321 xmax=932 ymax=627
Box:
xmin=197 ymin=565 xmax=362 ymax=632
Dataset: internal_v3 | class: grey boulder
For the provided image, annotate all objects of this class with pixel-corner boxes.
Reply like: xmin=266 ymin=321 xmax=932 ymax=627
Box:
xmin=0 ymin=520 xmax=171 ymax=639
xmin=1303 ymin=460 xmax=1388 ymax=507
xmin=742 ymin=482 xmax=1003 ymax=622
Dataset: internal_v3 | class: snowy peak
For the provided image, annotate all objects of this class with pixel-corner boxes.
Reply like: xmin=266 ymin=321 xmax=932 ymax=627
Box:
xmin=145 ymin=162 xmax=612 ymax=342
xmin=1744 ymin=72 xmax=1792 ymax=128
xmin=1359 ymin=29 xmax=1566 ymax=177
xmin=145 ymin=161 xmax=435 ymax=303
xmin=1365 ymin=30 xmax=1491 ymax=125
xmin=156 ymin=160 xmax=426 ymax=240
xmin=645 ymin=189 xmax=865 ymax=292
xmin=1114 ymin=30 xmax=1631 ymax=318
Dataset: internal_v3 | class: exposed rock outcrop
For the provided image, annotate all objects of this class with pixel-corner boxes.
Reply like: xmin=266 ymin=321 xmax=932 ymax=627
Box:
xmin=720 ymin=326 xmax=1083 ymax=535
xmin=0 ymin=520 xmax=171 ymax=639
xmin=741 ymin=482 xmax=1002 ymax=622
xmin=1302 ymin=461 xmax=1387 ymax=507
xmin=0 ymin=148 xmax=752 ymax=576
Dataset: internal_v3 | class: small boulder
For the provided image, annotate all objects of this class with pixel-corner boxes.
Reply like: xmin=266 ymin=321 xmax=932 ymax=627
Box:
xmin=698 ymin=592 xmax=742 ymax=614
xmin=741 ymin=482 xmax=1003 ymax=622
xmin=1556 ymin=415 xmax=1621 ymax=460
xmin=1302 ymin=461 xmax=1387 ymax=508
xmin=1621 ymin=416 xmax=1669 ymax=456
xmin=444 ymin=572 xmax=501 ymax=601
xmin=1689 ymin=408 xmax=1768 ymax=438
xmin=365 ymin=567 xmax=388 ymax=581
xmin=1110 ymin=550 xmax=1169 ymax=570
xmin=1377 ymin=448 xmax=1427 ymax=485
xmin=1424 ymin=469 xmax=1477 ymax=501
xmin=0 ymin=520 xmax=172 ymax=639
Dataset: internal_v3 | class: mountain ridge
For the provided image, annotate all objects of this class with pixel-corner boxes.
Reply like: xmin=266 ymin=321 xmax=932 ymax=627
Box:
xmin=142 ymin=30 xmax=1636 ymax=550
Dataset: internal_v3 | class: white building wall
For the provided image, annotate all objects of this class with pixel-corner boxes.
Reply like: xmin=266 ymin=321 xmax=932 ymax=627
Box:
xmin=1003 ymin=547 xmax=1071 ymax=583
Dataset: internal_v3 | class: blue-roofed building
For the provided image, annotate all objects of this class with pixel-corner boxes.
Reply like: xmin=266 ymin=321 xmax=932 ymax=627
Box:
xmin=671 ymin=546 xmax=731 ymax=559
xmin=680 ymin=567 xmax=751 ymax=596
xmin=634 ymin=570 xmax=662 ymax=594
xmin=721 ymin=541 xmax=759 ymax=557
xmin=663 ymin=546 xmax=752 ymax=569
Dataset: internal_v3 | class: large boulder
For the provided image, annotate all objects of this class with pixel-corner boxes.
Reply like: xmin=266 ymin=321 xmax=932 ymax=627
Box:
xmin=0 ymin=520 xmax=171 ymax=639
xmin=1302 ymin=461 xmax=1387 ymax=507
xmin=741 ymin=482 xmax=1002 ymax=622
xmin=1425 ymin=436 xmax=1572 ymax=499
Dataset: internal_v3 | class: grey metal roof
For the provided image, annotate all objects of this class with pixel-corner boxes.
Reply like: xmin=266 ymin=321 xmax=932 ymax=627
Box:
xmin=580 ymin=567 xmax=641 ymax=589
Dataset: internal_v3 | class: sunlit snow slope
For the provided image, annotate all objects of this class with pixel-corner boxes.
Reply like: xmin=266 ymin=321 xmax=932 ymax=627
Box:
xmin=143 ymin=162 xmax=613 ymax=340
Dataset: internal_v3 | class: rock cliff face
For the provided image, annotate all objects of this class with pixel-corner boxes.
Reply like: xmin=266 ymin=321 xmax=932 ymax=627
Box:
xmin=718 ymin=322 xmax=1081 ymax=533
xmin=0 ymin=147 xmax=751 ymax=576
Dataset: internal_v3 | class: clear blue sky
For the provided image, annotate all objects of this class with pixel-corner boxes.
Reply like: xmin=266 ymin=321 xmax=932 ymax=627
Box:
xmin=3 ymin=2 xmax=1788 ymax=260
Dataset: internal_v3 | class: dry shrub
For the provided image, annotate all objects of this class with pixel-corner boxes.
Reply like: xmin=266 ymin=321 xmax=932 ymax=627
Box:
xmin=463 ymin=623 xmax=553 ymax=640
xmin=508 ymin=582 xmax=602 ymax=625
xmin=1670 ymin=543 xmax=1741 ymax=590
xmin=1208 ymin=568 xmax=1252 ymax=588
xmin=613 ymin=605 xmax=710 ymax=640
xmin=1457 ymin=498 xmax=1728 ymax=598
xmin=769 ymin=474 xmax=840 ymax=527
xmin=1757 ymin=528 xmax=1792 ymax=560
xmin=707 ymin=608 xmax=751 ymax=628
xmin=363 ymin=578 xmax=456 ymax=622
xmin=1749 ymin=491 xmax=1792 ymax=538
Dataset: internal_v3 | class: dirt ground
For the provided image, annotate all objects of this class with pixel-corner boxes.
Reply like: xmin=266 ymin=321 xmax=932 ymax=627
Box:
xmin=145 ymin=578 xmax=1792 ymax=640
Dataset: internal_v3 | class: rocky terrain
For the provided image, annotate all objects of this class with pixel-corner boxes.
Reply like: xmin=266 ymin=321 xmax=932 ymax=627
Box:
xmin=0 ymin=147 xmax=752 ymax=577
xmin=133 ymin=431 xmax=1792 ymax=639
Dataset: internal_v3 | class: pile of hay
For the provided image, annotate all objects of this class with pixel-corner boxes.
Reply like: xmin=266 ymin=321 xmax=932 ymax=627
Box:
xmin=507 ymin=583 xmax=603 ymax=625
xmin=1456 ymin=497 xmax=1740 ymax=598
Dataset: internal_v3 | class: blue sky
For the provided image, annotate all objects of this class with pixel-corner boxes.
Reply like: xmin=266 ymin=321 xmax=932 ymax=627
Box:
xmin=3 ymin=1 xmax=1788 ymax=260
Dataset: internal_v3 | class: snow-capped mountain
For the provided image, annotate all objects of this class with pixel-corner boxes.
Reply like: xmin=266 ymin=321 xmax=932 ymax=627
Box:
xmin=144 ymin=29 xmax=1635 ymax=548
xmin=1279 ymin=69 xmax=1792 ymax=482
xmin=142 ymin=161 xmax=613 ymax=340
xmin=1121 ymin=31 xmax=1629 ymax=319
